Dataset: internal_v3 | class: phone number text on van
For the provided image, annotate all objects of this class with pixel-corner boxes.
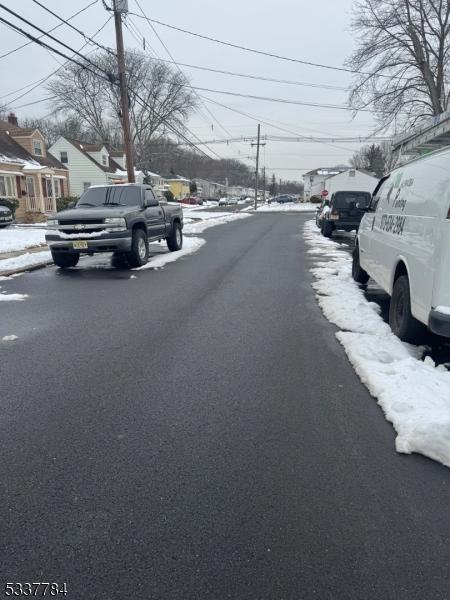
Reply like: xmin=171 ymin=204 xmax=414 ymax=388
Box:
xmin=380 ymin=214 xmax=406 ymax=235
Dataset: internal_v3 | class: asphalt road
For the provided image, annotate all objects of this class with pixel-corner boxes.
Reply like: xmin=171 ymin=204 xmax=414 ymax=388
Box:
xmin=2 ymin=213 xmax=450 ymax=600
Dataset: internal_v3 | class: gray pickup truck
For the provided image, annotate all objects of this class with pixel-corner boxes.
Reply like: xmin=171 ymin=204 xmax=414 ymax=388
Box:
xmin=46 ymin=184 xmax=183 ymax=268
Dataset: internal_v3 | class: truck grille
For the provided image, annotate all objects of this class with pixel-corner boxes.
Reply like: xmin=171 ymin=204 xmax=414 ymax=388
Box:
xmin=60 ymin=219 xmax=104 ymax=225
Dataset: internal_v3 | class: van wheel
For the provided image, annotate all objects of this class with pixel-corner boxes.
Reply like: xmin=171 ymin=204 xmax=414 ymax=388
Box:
xmin=352 ymin=246 xmax=369 ymax=284
xmin=166 ymin=222 xmax=183 ymax=252
xmin=51 ymin=251 xmax=79 ymax=268
xmin=127 ymin=229 xmax=148 ymax=268
xmin=322 ymin=221 xmax=333 ymax=238
xmin=389 ymin=275 xmax=425 ymax=342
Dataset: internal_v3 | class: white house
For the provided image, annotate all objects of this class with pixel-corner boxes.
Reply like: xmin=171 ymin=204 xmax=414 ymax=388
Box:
xmin=323 ymin=168 xmax=379 ymax=196
xmin=304 ymin=166 xmax=349 ymax=198
xmin=48 ymin=138 xmax=144 ymax=197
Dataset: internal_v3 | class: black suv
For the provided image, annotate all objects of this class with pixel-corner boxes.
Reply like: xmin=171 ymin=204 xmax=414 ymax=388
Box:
xmin=321 ymin=190 xmax=371 ymax=237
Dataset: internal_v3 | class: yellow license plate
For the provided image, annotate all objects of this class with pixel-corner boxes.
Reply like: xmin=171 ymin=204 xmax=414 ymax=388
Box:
xmin=73 ymin=240 xmax=88 ymax=249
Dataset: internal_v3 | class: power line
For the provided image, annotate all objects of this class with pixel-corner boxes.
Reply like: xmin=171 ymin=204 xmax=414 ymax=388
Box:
xmin=31 ymin=0 xmax=115 ymax=57
xmin=3 ymin=17 xmax=113 ymax=107
xmin=0 ymin=0 xmax=98 ymax=61
xmin=128 ymin=12 xmax=395 ymax=80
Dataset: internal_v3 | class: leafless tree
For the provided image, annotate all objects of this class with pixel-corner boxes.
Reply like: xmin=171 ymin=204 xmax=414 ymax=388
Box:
xmin=47 ymin=49 xmax=197 ymax=169
xmin=347 ymin=0 xmax=450 ymax=130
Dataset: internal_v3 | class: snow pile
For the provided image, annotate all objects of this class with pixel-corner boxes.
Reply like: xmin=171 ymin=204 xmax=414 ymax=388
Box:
xmin=303 ymin=219 xmax=450 ymax=468
xmin=2 ymin=335 xmax=18 ymax=341
xmin=254 ymin=202 xmax=318 ymax=213
xmin=0 ymin=290 xmax=28 ymax=301
xmin=184 ymin=212 xmax=250 ymax=234
xmin=0 ymin=227 xmax=47 ymax=253
xmin=0 ymin=250 xmax=52 ymax=274
xmin=135 ymin=237 xmax=205 ymax=270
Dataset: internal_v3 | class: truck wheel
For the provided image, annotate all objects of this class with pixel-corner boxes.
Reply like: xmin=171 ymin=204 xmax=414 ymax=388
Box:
xmin=166 ymin=222 xmax=183 ymax=252
xmin=51 ymin=251 xmax=79 ymax=268
xmin=322 ymin=221 xmax=333 ymax=238
xmin=352 ymin=246 xmax=369 ymax=284
xmin=127 ymin=229 xmax=148 ymax=268
xmin=389 ymin=275 xmax=425 ymax=342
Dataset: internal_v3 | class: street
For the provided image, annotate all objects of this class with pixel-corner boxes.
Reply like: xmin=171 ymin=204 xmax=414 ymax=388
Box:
xmin=2 ymin=213 xmax=450 ymax=599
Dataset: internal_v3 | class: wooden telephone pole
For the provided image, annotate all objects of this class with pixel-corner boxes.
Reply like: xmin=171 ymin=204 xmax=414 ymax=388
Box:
xmin=251 ymin=124 xmax=266 ymax=210
xmin=113 ymin=0 xmax=134 ymax=183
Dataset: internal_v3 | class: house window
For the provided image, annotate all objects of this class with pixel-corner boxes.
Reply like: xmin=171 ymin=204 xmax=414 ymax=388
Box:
xmin=102 ymin=154 xmax=107 ymax=166
xmin=0 ymin=175 xmax=16 ymax=197
xmin=83 ymin=182 xmax=91 ymax=192
xmin=33 ymin=140 xmax=43 ymax=156
xmin=60 ymin=151 xmax=68 ymax=164
xmin=26 ymin=176 xmax=35 ymax=198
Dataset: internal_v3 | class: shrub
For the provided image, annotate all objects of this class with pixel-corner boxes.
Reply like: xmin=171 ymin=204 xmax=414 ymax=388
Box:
xmin=310 ymin=195 xmax=323 ymax=204
xmin=56 ymin=196 xmax=79 ymax=212
xmin=0 ymin=197 xmax=19 ymax=217
xmin=164 ymin=190 xmax=174 ymax=203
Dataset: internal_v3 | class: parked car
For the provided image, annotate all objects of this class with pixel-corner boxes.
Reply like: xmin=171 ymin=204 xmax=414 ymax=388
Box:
xmin=321 ymin=190 xmax=372 ymax=237
xmin=45 ymin=184 xmax=183 ymax=269
xmin=0 ymin=205 xmax=13 ymax=227
xmin=352 ymin=147 xmax=450 ymax=342
xmin=180 ymin=197 xmax=200 ymax=206
xmin=228 ymin=197 xmax=238 ymax=205
xmin=277 ymin=194 xmax=294 ymax=204
xmin=315 ymin=200 xmax=328 ymax=227
xmin=218 ymin=197 xmax=228 ymax=206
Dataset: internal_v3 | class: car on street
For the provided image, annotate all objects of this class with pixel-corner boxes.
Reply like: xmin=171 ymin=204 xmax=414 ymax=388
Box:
xmin=180 ymin=197 xmax=201 ymax=206
xmin=276 ymin=194 xmax=295 ymax=204
xmin=0 ymin=204 xmax=13 ymax=227
xmin=218 ymin=197 xmax=228 ymax=206
xmin=228 ymin=197 xmax=238 ymax=205
xmin=352 ymin=147 xmax=450 ymax=342
xmin=45 ymin=184 xmax=183 ymax=269
xmin=321 ymin=190 xmax=371 ymax=237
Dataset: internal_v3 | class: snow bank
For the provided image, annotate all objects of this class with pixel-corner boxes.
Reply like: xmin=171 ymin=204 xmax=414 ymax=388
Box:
xmin=135 ymin=237 xmax=205 ymax=270
xmin=0 ymin=227 xmax=47 ymax=253
xmin=303 ymin=219 xmax=450 ymax=468
xmin=2 ymin=334 xmax=18 ymax=341
xmin=0 ymin=291 xmax=28 ymax=301
xmin=184 ymin=212 xmax=250 ymax=234
xmin=255 ymin=202 xmax=318 ymax=213
xmin=0 ymin=250 xmax=52 ymax=273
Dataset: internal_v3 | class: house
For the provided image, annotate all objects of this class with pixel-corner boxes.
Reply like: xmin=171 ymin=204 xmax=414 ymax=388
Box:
xmin=194 ymin=178 xmax=226 ymax=199
xmin=144 ymin=171 xmax=170 ymax=197
xmin=0 ymin=113 xmax=68 ymax=221
xmin=303 ymin=166 xmax=349 ymax=198
xmin=48 ymin=137 xmax=144 ymax=197
xmin=164 ymin=175 xmax=191 ymax=200
xmin=322 ymin=168 xmax=379 ymax=196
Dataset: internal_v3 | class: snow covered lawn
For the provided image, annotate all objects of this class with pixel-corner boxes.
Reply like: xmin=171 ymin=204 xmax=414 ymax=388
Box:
xmin=303 ymin=219 xmax=450 ymax=468
xmin=0 ymin=227 xmax=47 ymax=253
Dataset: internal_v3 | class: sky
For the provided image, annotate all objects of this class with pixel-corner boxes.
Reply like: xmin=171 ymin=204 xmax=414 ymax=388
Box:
xmin=0 ymin=0 xmax=380 ymax=183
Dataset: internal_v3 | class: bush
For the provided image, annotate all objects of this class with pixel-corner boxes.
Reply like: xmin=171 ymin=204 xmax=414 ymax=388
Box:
xmin=164 ymin=190 xmax=174 ymax=203
xmin=0 ymin=197 xmax=19 ymax=217
xmin=56 ymin=196 xmax=79 ymax=212
xmin=310 ymin=195 xmax=323 ymax=204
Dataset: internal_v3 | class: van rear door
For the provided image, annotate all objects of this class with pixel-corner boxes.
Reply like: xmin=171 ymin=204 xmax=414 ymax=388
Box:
xmin=332 ymin=191 xmax=371 ymax=227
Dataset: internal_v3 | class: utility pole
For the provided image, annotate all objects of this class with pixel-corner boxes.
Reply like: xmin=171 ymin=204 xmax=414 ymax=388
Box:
xmin=112 ymin=0 xmax=134 ymax=183
xmin=262 ymin=167 xmax=266 ymax=202
xmin=251 ymin=124 xmax=265 ymax=210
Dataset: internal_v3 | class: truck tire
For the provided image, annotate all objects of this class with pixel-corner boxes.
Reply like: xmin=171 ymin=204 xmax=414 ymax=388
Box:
xmin=127 ymin=229 xmax=148 ymax=268
xmin=352 ymin=246 xmax=369 ymax=284
xmin=389 ymin=275 xmax=425 ymax=342
xmin=322 ymin=221 xmax=333 ymax=238
xmin=51 ymin=251 xmax=79 ymax=268
xmin=166 ymin=221 xmax=183 ymax=252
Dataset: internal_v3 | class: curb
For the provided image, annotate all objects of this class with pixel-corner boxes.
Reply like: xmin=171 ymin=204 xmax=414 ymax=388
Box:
xmin=0 ymin=260 xmax=53 ymax=278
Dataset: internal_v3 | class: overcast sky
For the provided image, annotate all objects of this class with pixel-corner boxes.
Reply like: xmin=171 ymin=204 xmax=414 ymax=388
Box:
xmin=0 ymin=0 xmax=378 ymax=182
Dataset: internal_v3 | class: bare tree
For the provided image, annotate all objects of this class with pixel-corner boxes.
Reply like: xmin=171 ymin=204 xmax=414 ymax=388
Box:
xmin=347 ymin=0 xmax=450 ymax=129
xmin=47 ymin=49 xmax=197 ymax=168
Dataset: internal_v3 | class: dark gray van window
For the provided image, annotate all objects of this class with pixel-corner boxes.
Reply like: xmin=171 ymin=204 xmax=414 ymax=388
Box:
xmin=77 ymin=186 xmax=141 ymax=207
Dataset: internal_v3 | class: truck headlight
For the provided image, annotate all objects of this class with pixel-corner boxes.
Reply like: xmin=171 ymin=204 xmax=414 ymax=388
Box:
xmin=104 ymin=217 xmax=126 ymax=227
xmin=47 ymin=218 xmax=59 ymax=226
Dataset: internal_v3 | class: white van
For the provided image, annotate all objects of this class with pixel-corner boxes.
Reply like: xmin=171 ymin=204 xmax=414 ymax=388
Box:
xmin=352 ymin=147 xmax=450 ymax=342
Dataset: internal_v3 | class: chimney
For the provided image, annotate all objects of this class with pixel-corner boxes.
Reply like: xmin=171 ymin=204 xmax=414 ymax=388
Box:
xmin=7 ymin=112 xmax=18 ymax=127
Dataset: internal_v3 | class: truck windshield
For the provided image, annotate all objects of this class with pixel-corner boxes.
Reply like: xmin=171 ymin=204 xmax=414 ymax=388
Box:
xmin=333 ymin=192 xmax=371 ymax=209
xmin=77 ymin=186 xmax=141 ymax=207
